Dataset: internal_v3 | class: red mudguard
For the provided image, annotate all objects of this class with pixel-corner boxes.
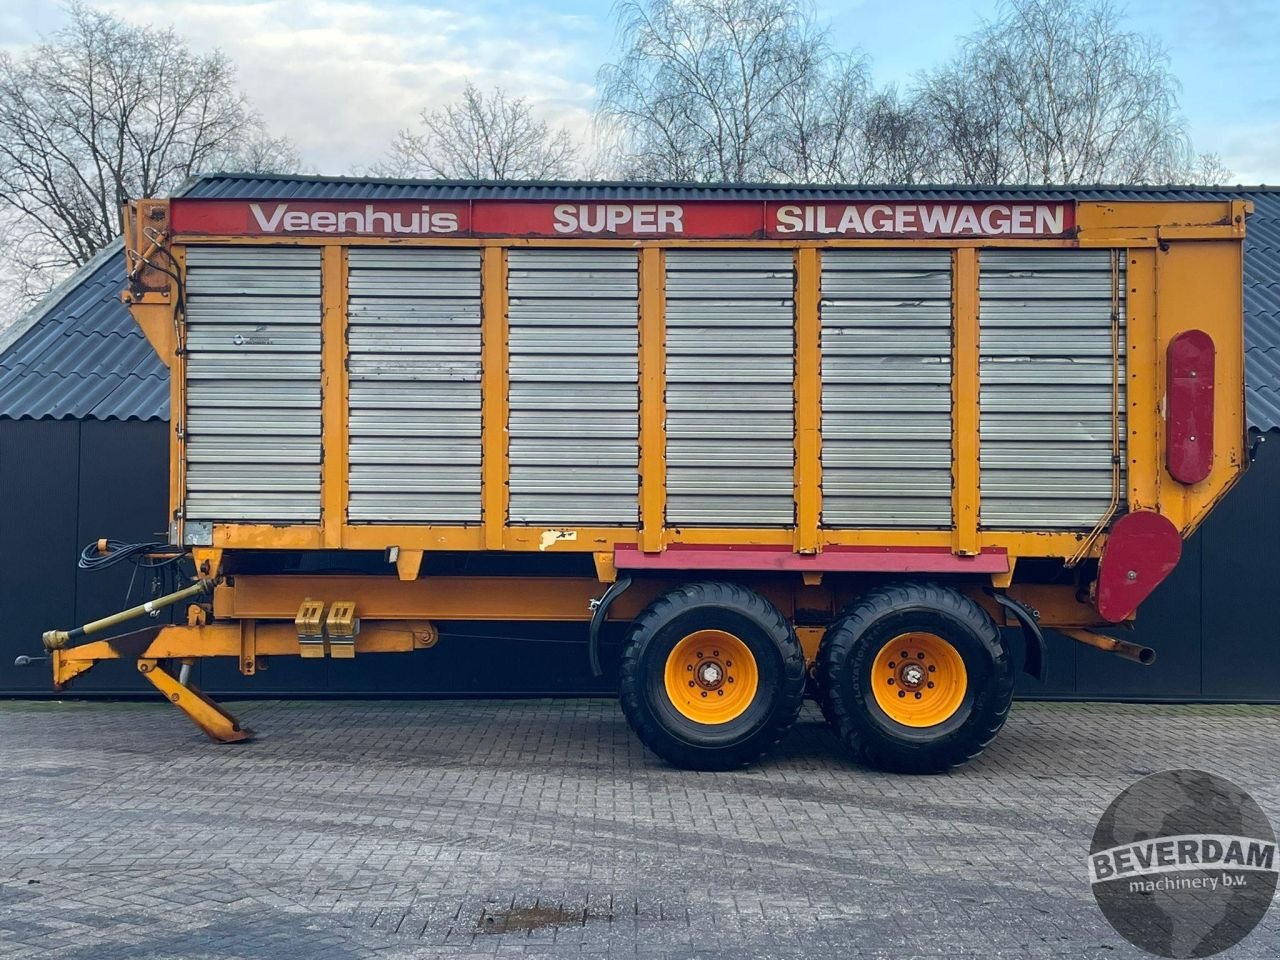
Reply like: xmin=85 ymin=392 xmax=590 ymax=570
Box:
xmin=1096 ymin=510 xmax=1183 ymax=623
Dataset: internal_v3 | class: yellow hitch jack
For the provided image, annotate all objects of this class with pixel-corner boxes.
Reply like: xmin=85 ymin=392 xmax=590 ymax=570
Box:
xmin=137 ymin=659 xmax=252 ymax=743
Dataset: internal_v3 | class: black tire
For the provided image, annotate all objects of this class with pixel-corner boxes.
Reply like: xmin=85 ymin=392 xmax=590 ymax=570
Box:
xmin=619 ymin=581 xmax=806 ymax=771
xmin=816 ymin=582 xmax=1014 ymax=774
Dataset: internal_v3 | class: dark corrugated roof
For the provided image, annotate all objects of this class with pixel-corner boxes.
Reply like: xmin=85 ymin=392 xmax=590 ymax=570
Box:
xmin=1 ymin=174 xmax=1277 ymax=429
xmin=185 ymin=172 xmax=1280 ymax=202
xmin=1244 ymin=193 xmax=1280 ymax=433
xmin=0 ymin=241 xmax=168 ymax=420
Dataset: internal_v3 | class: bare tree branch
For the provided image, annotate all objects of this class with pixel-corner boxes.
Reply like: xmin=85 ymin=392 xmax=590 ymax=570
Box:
xmin=597 ymin=0 xmax=939 ymax=184
xmin=377 ymin=83 xmax=580 ymax=180
xmin=912 ymin=0 xmax=1211 ymax=185
xmin=0 ymin=2 xmax=301 ymax=308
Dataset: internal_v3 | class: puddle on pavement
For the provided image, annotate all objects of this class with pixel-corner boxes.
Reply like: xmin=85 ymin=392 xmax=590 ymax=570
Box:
xmin=477 ymin=903 xmax=583 ymax=934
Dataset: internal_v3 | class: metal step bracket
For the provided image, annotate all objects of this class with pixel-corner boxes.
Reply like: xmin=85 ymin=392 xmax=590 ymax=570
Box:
xmin=325 ymin=601 xmax=359 ymax=659
xmin=295 ymin=599 xmax=326 ymax=658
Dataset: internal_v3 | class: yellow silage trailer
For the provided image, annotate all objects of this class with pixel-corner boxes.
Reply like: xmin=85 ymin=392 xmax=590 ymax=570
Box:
xmin=35 ymin=183 xmax=1249 ymax=772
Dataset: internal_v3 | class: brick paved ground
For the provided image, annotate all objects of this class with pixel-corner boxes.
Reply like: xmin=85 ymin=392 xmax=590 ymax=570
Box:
xmin=0 ymin=698 xmax=1276 ymax=959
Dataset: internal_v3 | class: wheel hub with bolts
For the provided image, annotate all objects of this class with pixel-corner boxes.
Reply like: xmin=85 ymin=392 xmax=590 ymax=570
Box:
xmin=899 ymin=662 xmax=926 ymax=690
xmin=871 ymin=631 xmax=969 ymax=728
xmin=663 ymin=629 xmax=758 ymax=724
xmin=696 ymin=659 xmax=725 ymax=689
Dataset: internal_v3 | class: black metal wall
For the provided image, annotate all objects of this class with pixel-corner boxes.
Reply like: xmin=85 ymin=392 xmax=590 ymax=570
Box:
xmin=1 ymin=418 xmax=1276 ymax=702
xmin=1 ymin=419 xmax=171 ymax=695
xmin=1012 ymin=433 xmax=1279 ymax=702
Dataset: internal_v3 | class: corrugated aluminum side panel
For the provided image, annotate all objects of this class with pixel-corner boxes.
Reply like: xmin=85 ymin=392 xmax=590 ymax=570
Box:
xmin=980 ymin=250 xmax=1126 ymax=529
xmin=665 ymin=250 xmax=795 ymax=526
xmin=821 ymin=250 xmax=952 ymax=527
xmin=507 ymin=250 xmax=639 ymax=524
xmin=184 ymin=246 xmax=322 ymax=522
xmin=347 ymin=248 xmax=482 ymax=522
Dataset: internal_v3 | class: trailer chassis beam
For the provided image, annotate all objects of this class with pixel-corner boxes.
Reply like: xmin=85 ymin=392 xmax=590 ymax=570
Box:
xmin=42 ymin=578 xmax=1123 ymax=740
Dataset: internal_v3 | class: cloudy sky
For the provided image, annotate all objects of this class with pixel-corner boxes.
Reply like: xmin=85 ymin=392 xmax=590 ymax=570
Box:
xmin=1 ymin=0 xmax=1277 ymax=182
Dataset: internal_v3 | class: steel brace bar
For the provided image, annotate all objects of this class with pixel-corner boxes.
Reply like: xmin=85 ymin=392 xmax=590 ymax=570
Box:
xmin=137 ymin=659 xmax=252 ymax=743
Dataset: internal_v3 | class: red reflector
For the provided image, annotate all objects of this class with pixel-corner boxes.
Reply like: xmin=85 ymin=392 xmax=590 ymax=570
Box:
xmin=1166 ymin=330 xmax=1215 ymax=485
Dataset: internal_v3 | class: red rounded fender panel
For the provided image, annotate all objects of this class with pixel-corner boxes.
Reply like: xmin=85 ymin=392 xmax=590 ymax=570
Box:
xmin=1096 ymin=510 xmax=1183 ymax=623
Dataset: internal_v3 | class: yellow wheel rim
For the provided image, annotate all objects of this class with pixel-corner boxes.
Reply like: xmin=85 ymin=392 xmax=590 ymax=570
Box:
xmin=870 ymin=632 xmax=968 ymax=728
xmin=663 ymin=630 xmax=759 ymax=724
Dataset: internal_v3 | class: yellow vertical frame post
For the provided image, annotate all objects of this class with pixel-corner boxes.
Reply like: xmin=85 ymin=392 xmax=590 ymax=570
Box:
xmin=1151 ymin=239 xmax=1246 ymax=533
xmin=951 ymin=247 xmax=980 ymax=556
xmin=1125 ymin=248 xmax=1159 ymax=511
xmin=639 ymin=246 xmax=667 ymax=553
xmin=482 ymin=245 xmax=510 ymax=550
xmin=169 ymin=245 xmax=188 ymax=546
xmin=320 ymin=245 xmax=349 ymax=548
xmin=794 ymin=247 xmax=821 ymax=553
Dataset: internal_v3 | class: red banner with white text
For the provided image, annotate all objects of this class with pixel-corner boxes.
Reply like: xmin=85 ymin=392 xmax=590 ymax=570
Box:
xmin=170 ymin=198 xmax=1076 ymax=240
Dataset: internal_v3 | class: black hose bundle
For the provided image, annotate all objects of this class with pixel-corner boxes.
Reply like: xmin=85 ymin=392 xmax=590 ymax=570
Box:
xmin=78 ymin=540 xmax=186 ymax=572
